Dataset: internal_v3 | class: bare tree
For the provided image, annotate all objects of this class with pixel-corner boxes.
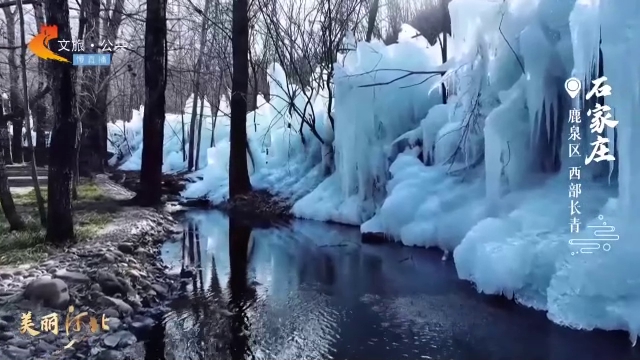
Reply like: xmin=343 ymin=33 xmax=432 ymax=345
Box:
xmin=16 ymin=0 xmax=45 ymax=225
xmin=229 ymin=0 xmax=252 ymax=197
xmin=134 ymin=0 xmax=167 ymax=206
xmin=187 ymin=0 xmax=213 ymax=171
xmin=45 ymin=0 xmax=78 ymax=244
xmin=32 ymin=0 xmax=48 ymax=165
xmin=365 ymin=0 xmax=379 ymax=41
xmin=2 ymin=5 xmax=22 ymax=163
xmin=0 ymin=103 xmax=24 ymax=230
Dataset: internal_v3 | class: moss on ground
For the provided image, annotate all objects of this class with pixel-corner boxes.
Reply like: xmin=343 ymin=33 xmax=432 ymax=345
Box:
xmin=0 ymin=182 xmax=118 ymax=266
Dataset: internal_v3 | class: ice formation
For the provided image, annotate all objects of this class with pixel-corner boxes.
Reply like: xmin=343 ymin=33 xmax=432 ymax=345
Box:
xmin=107 ymin=0 xmax=640 ymax=341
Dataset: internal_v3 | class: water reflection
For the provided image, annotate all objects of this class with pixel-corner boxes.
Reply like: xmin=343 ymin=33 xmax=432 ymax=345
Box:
xmin=228 ymin=216 xmax=255 ymax=360
xmin=157 ymin=210 xmax=640 ymax=360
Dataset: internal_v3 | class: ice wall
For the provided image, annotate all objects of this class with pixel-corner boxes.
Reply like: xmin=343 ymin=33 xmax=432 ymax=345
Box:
xmin=292 ymin=27 xmax=444 ymax=224
xmin=181 ymin=63 xmax=326 ymax=203
xmin=354 ymin=0 xmax=639 ymax=341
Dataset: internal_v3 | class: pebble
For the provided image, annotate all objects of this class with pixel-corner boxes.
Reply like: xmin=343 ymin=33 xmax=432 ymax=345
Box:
xmin=0 ymin=272 xmax=14 ymax=280
xmin=2 ymin=345 xmax=31 ymax=358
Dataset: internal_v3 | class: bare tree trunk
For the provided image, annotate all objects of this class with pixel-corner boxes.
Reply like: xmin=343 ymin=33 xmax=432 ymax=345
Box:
xmin=17 ymin=0 xmax=47 ymax=226
xmin=45 ymin=0 xmax=77 ymax=244
xmin=78 ymin=0 xmax=102 ymax=176
xmin=32 ymin=0 xmax=47 ymax=166
xmin=187 ymin=91 xmax=198 ymax=171
xmin=0 ymin=104 xmax=25 ymax=230
xmin=134 ymin=0 xmax=167 ymax=206
xmin=365 ymin=0 xmax=379 ymax=42
xmin=0 ymin=116 xmax=11 ymax=165
xmin=72 ymin=121 xmax=81 ymax=200
xmin=195 ymin=93 xmax=205 ymax=171
xmin=3 ymin=7 xmax=23 ymax=164
xmin=440 ymin=34 xmax=447 ymax=104
xmin=229 ymin=0 xmax=252 ymax=197
xmin=93 ymin=0 xmax=125 ymax=171
xmin=187 ymin=0 xmax=213 ymax=171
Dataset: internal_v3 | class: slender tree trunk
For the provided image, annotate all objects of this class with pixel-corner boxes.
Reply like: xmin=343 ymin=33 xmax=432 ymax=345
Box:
xmin=195 ymin=94 xmax=205 ymax=171
xmin=134 ymin=0 xmax=166 ymax=206
xmin=187 ymin=91 xmax=198 ymax=171
xmin=187 ymin=0 xmax=212 ymax=171
xmin=17 ymin=0 xmax=46 ymax=225
xmin=78 ymin=0 xmax=102 ymax=176
xmin=229 ymin=0 xmax=252 ymax=197
xmin=72 ymin=121 xmax=81 ymax=200
xmin=3 ymin=7 xmax=23 ymax=164
xmin=440 ymin=34 xmax=447 ymax=104
xmin=0 ymin=117 xmax=11 ymax=165
xmin=365 ymin=0 xmax=379 ymax=42
xmin=93 ymin=0 xmax=125 ymax=171
xmin=0 ymin=104 xmax=25 ymax=230
xmin=44 ymin=0 xmax=77 ymax=244
xmin=33 ymin=0 xmax=47 ymax=166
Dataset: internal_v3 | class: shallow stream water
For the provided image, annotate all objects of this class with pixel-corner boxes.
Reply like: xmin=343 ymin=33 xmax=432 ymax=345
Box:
xmin=144 ymin=210 xmax=639 ymax=360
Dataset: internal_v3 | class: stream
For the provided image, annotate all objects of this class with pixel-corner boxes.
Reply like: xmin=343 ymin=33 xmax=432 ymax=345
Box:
xmin=145 ymin=210 xmax=639 ymax=360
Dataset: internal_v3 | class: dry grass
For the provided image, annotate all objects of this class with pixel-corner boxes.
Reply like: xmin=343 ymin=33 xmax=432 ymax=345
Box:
xmin=0 ymin=182 xmax=118 ymax=265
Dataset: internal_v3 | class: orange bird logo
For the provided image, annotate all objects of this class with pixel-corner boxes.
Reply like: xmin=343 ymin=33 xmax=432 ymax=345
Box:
xmin=28 ymin=25 xmax=70 ymax=63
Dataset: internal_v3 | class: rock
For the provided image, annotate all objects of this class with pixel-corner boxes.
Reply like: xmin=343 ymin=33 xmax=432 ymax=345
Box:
xmin=42 ymin=332 xmax=57 ymax=343
xmin=1 ymin=345 xmax=31 ymax=359
xmin=12 ymin=270 xmax=26 ymax=277
xmin=22 ymin=278 xmax=70 ymax=309
xmin=0 ymin=331 xmax=14 ymax=340
xmin=150 ymin=284 xmax=168 ymax=298
xmin=34 ymin=339 xmax=58 ymax=353
xmin=96 ymin=271 xmax=133 ymax=297
xmin=56 ymin=336 xmax=70 ymax=347
xmin=103 ymin=254 xmax=116 ymax=263
xmin=128 ymin=317 xmax=155 ymax=339
xmin=106 ymin=317 xmax=122 ymax=331
xmin=102 ymin=308 xmax=119 ymax=318
xmin=0 ymin=272 xmax=13 ymax=280
xmin=103 ymin=330 xmax=136 ymax=349
xmin=54 ymin=269 xmax=91 ymax=284
xmin=134 ymin=248 xmax=152 ymax=257
xmin=6 ymin=337 xmax=30 ymax=348
xmin=125 ymin=269 xmax=141 ymax=280
xmin=117 ymin=243 xmax=135 ymax=255
xmin=96 ymin=349 xmax=125 ymax=360
xmin=1 ymin=313 xmax=16 ymax=322
xmin=0 ymin=319 xmax=9 ymax=331
xmin=27 ymin=270 xmax=41 ymax=277
xmin=98 ymin=296 xmax=133 ymax=316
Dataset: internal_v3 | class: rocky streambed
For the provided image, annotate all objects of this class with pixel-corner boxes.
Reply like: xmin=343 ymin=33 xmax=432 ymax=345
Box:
xmin=0 ymin=179 xmax=186 ymax=360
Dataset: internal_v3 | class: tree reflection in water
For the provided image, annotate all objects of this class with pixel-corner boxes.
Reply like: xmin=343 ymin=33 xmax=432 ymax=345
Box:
xmin=228 ymin=215 xmax=257 ymax=360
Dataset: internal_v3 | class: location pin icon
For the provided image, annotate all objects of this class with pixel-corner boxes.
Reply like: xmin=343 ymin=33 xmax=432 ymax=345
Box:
xmin=565 ymin=78 xmax=582 ymax=99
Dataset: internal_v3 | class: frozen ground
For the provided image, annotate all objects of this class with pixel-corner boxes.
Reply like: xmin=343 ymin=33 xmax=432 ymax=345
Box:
xmin=108 ymin=0 xmax=640 ymax=343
